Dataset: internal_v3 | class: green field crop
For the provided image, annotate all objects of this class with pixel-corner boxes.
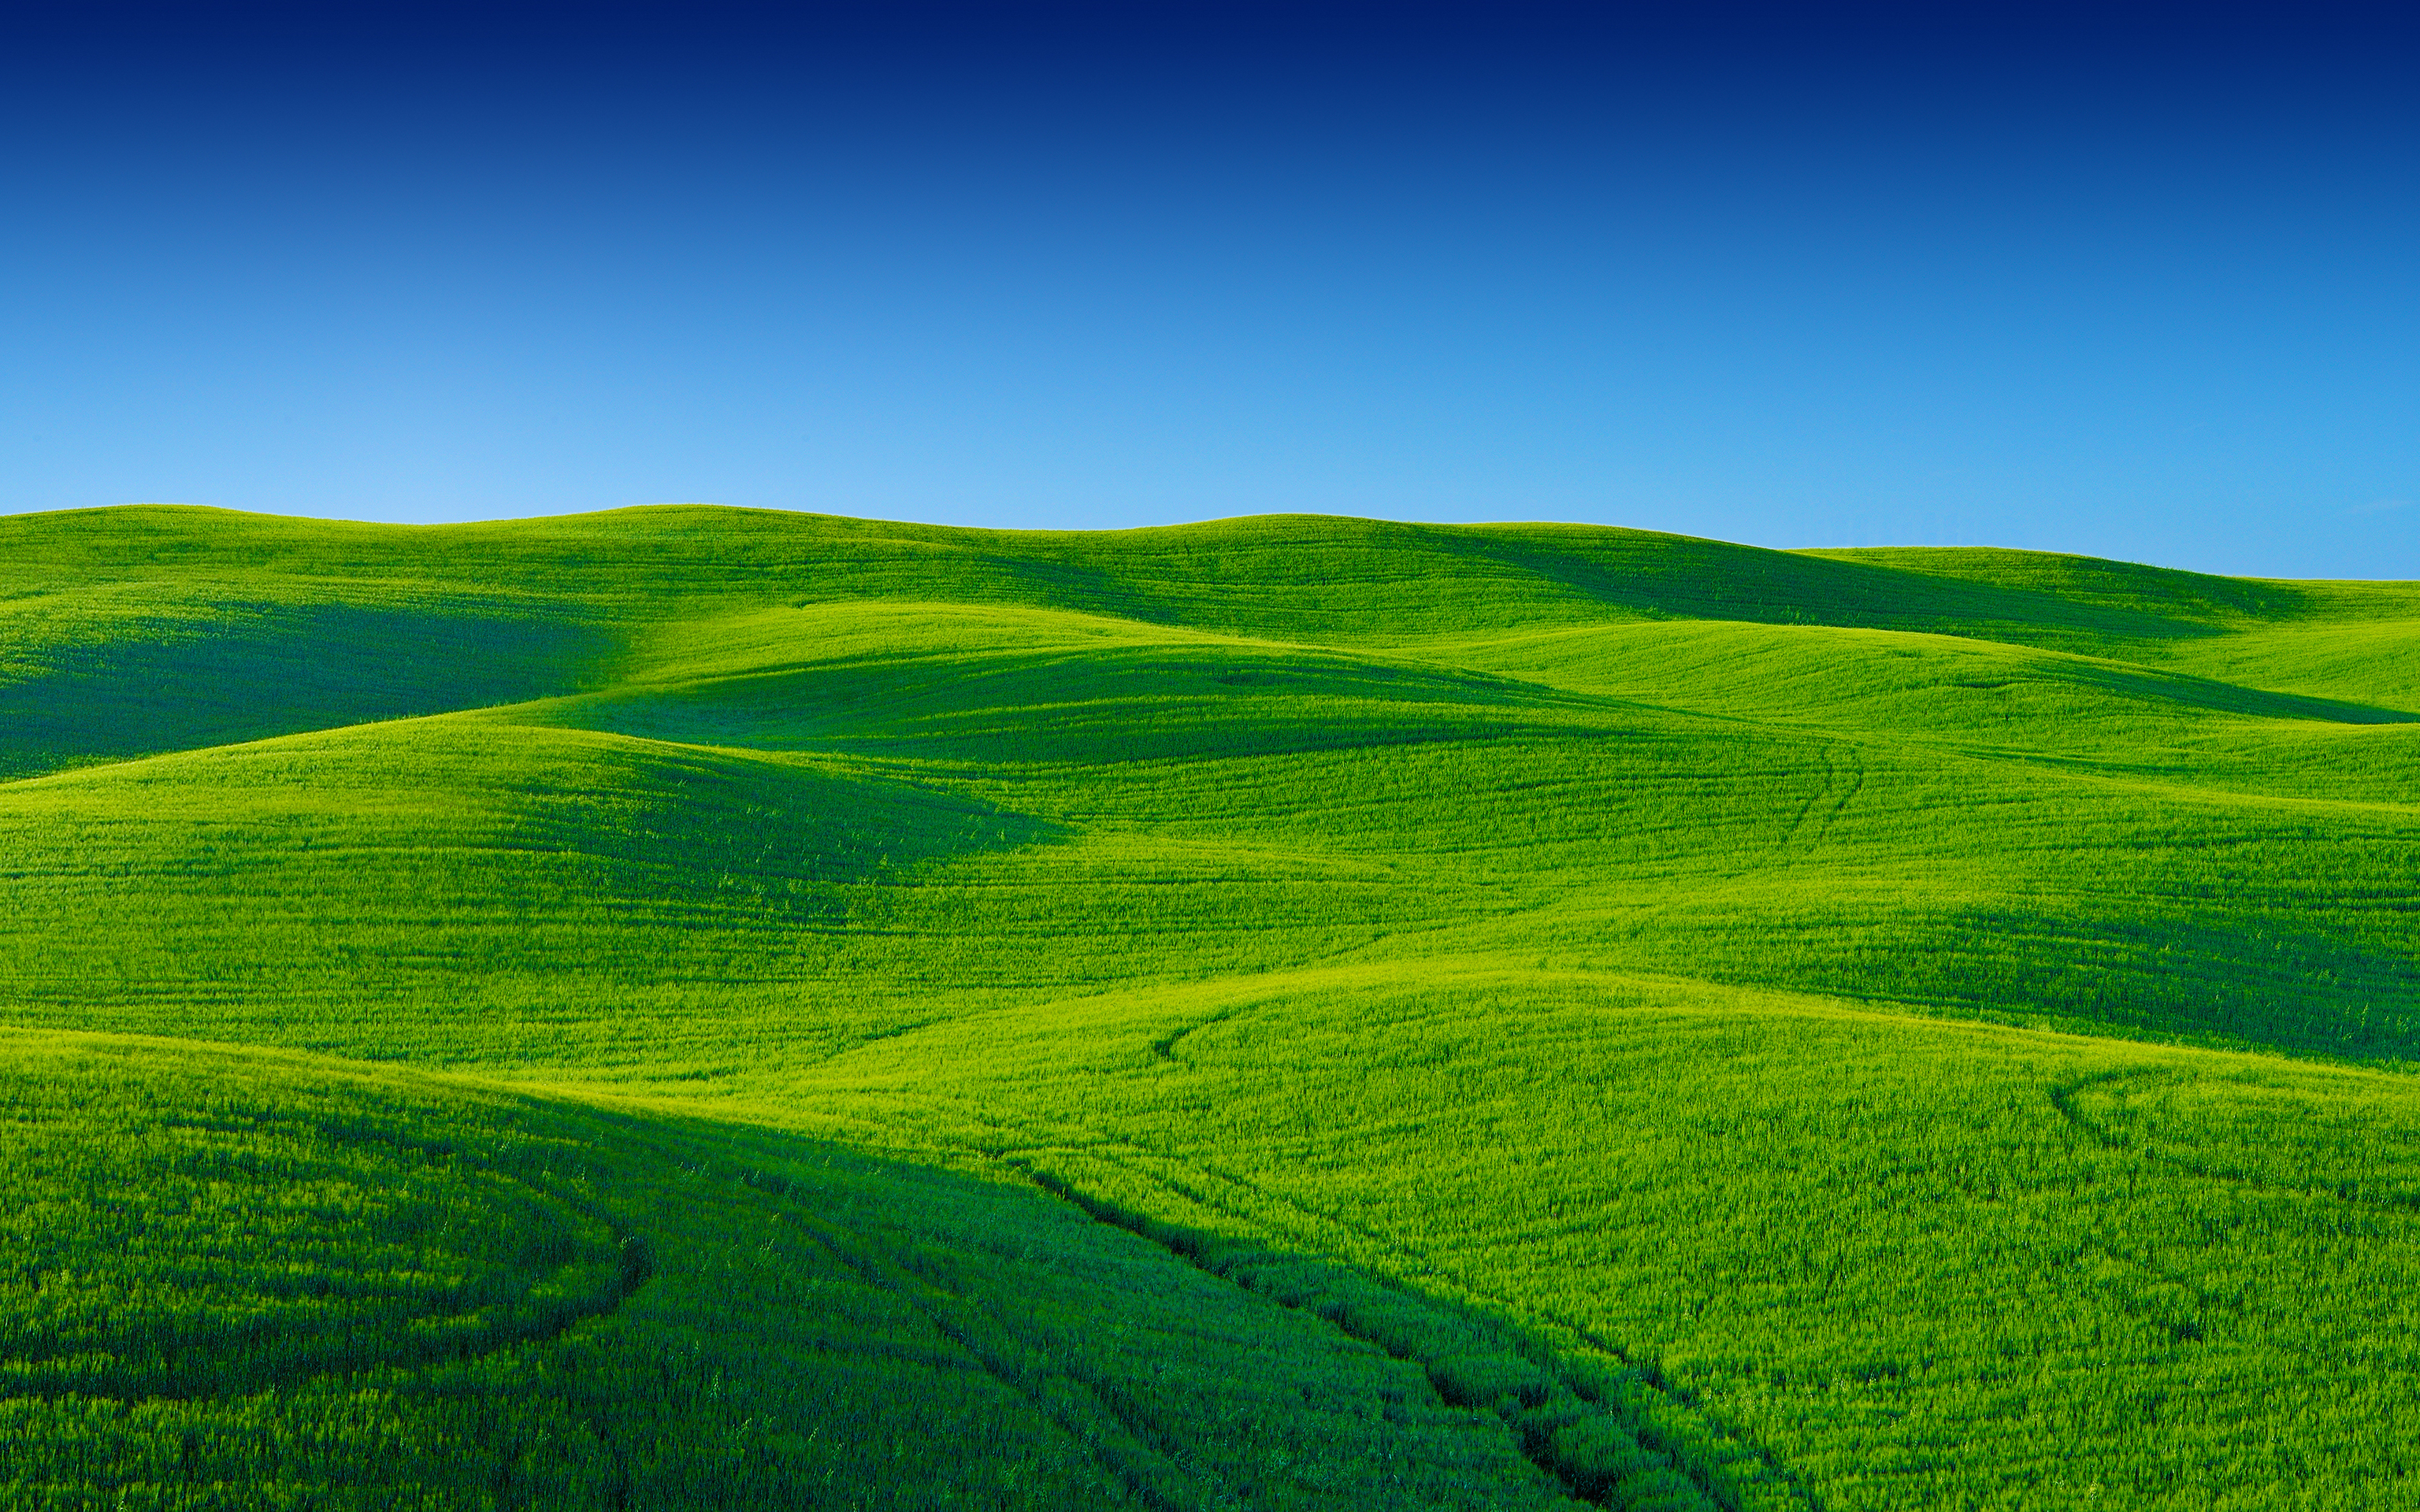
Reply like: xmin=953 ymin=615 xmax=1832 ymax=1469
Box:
xmin=2 ymin=504 xmax=2416 ymax=1508
xmin=1 ymin=1035 xmax=1624 ymax=1511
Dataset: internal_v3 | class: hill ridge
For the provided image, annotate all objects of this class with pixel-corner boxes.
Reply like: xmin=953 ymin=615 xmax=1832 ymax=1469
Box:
xmin=6 ymin=502 xmax=2420 ymax=1510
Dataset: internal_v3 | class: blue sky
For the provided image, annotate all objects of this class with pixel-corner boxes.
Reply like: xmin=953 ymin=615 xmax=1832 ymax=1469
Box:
xmin=4 ymin=5 xmax=2415 ymax=576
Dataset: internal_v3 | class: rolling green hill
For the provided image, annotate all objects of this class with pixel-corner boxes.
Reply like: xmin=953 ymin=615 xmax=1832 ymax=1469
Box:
xmin=3 ymin=503 xmax=2418 ymax=1510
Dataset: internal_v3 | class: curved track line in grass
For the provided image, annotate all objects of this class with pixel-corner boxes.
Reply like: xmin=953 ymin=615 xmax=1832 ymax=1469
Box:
xmin=2045 ymin=1068 xmax=2156 ymax=1144
xmin=2046 ymin=1067 xmax=2420 ymax=1344
xmin=1138 ymin=1149 xmax=1821 ymax=1507
xmin=1766 ymin=742 xmax=1865 ymax=865
xmin=1008 ymin=1159 xmax=1563 ymax=1501
xmin=1150 ymin=1008 xmax=1238 ymax=1063
xmin=1001 ymin=1156 xmax=1820 ymax=1509
xmin=2 ymin=1114 xmax=652 ymax=1404
xmin=2052 ymin=1067 xmax=2420 ymax=1213
xmin=993 ymin=1136 xmax=1817 ymax=1512
xmin=776 ymin=1195 xmax=1195 ymax=1511
xmin=786 ymin=1076 xmax=1642 ymax=1505
xmin=715 ymin=1119 xmax=1316 ymax=1510
xmin=1806 ymin=745 xmax=1865 ymax=853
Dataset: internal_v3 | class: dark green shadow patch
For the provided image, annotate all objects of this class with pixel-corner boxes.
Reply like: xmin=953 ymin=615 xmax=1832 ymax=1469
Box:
xmin=0 ymin=600 xmax=617 ymax=780
xmin=544 ymin=645 xmax=1605 ymax=766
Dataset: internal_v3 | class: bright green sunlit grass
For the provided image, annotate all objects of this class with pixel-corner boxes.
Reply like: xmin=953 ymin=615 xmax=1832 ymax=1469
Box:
xmin=2 ymin=503 xmax=2416 ymax=1510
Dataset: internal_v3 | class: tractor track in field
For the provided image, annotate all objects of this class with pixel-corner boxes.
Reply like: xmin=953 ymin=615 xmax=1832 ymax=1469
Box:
xmin=973 ymin=1106 xmax=1818 ymax=1512
xmin=2046 ymin=1068 xmax=2420 ymax=1345
xmin=2052 ymin=1068 xmax=2420 ymax=1214
xmin=1773 ymin=742 xmax=1864 ymax=863
xmin=780 ymin=1203 xmax=1201 ymax=1512
xmin=8 ymin=1117 xmax=654 ymax=1404
xmin=806 ymin=1054 xmax=1821 ymax=1506
xmin=1809 ymin=744 xmax=1864 ymax=850
xmin=1090 ymin=1150 xmax=1820 ymax=1511
xmin=1150 ymin=1008 xmax=1238 ymax=1062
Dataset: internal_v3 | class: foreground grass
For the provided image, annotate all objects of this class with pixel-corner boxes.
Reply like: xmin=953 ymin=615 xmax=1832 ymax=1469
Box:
xmin=1 ymin=1032 xmax=1635 ymax=1511
xmin=769 ymin=965 xmax=2420 ymax=1507
xmin=2 ymin=504 xmax=2418 ymax=1507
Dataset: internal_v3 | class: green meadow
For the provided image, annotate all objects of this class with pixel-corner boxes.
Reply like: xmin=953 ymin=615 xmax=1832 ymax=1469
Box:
xmin=4 ymin=502 xmax=2418 ymax=1510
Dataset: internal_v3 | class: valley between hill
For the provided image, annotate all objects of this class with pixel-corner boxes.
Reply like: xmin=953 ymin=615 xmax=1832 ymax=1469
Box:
xmin=3 ymin=505 xmax=2416 ymax=1510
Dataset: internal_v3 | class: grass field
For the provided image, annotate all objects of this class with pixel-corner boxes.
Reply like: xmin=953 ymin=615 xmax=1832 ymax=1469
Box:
xmin=3 ymin=503 xmax=2417 ymax=1509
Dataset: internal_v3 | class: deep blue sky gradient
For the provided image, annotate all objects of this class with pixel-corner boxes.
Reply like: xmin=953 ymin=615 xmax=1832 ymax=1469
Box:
xmin=5 ymin=5 xmax=2415 ymax=576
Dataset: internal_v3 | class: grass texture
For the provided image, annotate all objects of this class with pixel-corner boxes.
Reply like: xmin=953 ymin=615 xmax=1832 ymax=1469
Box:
xmin=2 ymin=503 xmax=2418 ymax=1509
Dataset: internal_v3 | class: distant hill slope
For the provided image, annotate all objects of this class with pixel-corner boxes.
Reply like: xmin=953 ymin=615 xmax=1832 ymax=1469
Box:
xmin=4 ymin=504 xmax=2413 ymax=1061
xmin=3 ymin=503 xmax=2419 ymax=1510
xmin=11 ymin=505 xmax=2415 ymax=776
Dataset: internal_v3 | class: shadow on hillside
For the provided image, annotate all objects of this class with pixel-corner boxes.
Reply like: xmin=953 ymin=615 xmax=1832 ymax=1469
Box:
xmin=2075 ymin=662 xmax=2420 ymax=724
xmin=501 ymin=739 xmax=1071 ymax=893
xmin=0 ymin=601 xmax=618 ymax=780
xmin=1457 ymin=531 xmax=2255 ymax=652
xmin=545 ymin=645 xmax=1603 ymax=766
xmin=1011 ymin=1161 xmax=1814 ymax=1512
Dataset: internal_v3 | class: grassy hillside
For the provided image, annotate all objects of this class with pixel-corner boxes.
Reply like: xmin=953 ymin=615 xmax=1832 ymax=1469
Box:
xmin=3 ymin=1032 xmax=1632 ymax=1511
xmin=2 ymin=503 xmax=2417 ymax=1508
